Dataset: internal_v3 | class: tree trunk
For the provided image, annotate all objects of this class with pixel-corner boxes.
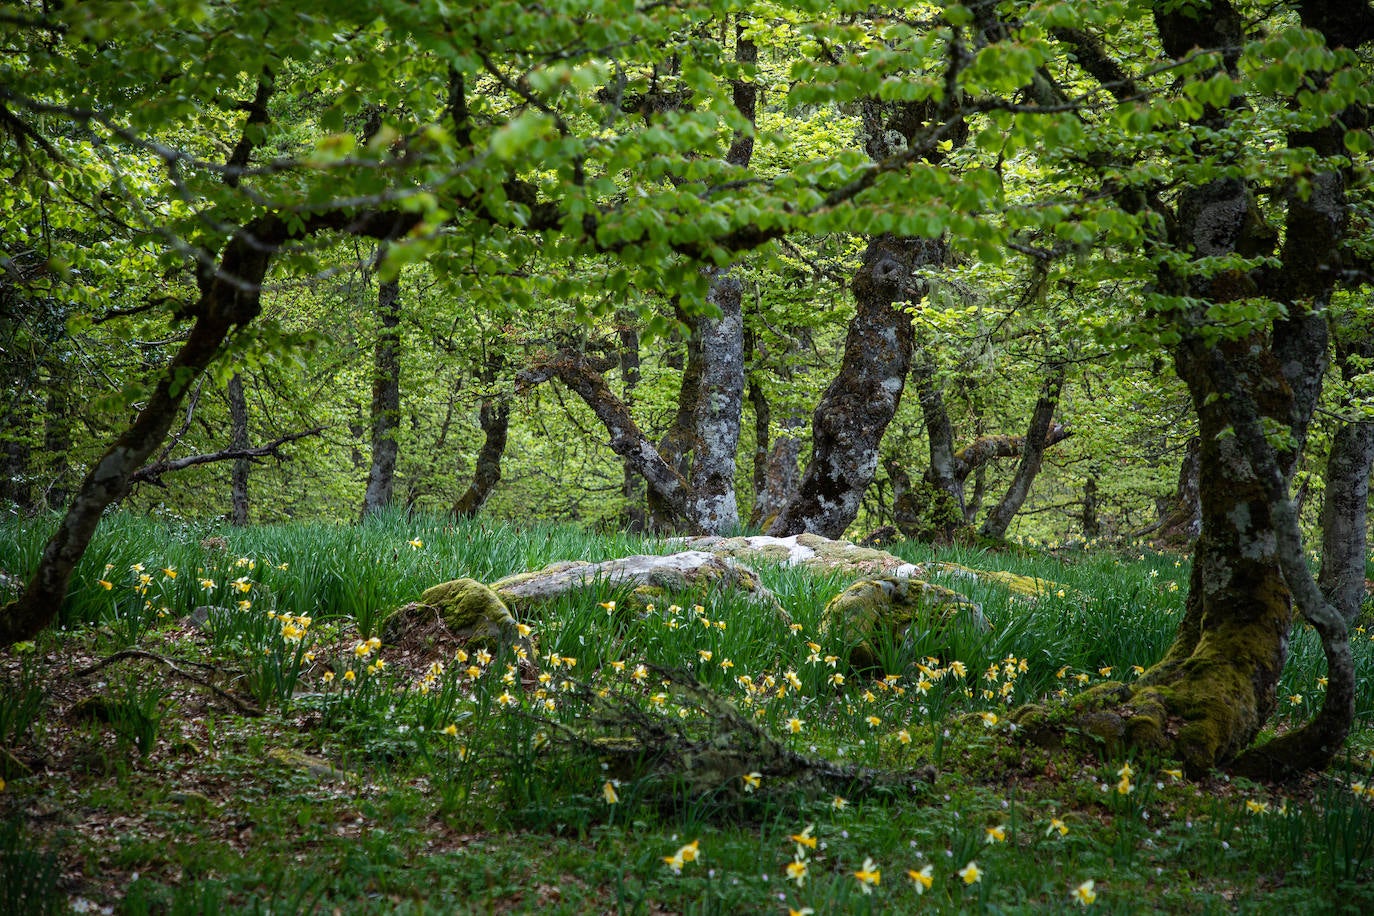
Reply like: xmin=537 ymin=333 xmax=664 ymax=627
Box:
xmin=769 ymin=235 xmax=943 ymax=538
xmin=361 ymin=276 xmax=402 ymax=519
xmin=685 ymin=268 xmax=744 ymax=532
xmin=617 ymin=317 xmax=648 ymax=532
xmin=0 ymin=210 xmax=415 ymax=647
xmin=1318 ymin=320 xmax=1374 ymax=624
xmin=1081 ymin=475 xmax=1100 ymax=539
xmin=453 ymin=354 xmax=511 ymax=519
xmin=227 ymin=372 xmax=250 ymax=526
xmin=1142 ymin=436 xmax=1201 ymax=545
xmin=979 ymin=362 xmax=1067 ymax=540
xmin=0 ymin=218 xmax=284 ymax=644
xmin=517 ymin=349 xmax=698 ymax=529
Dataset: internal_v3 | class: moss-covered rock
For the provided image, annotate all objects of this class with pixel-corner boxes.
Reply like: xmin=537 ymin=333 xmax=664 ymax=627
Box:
xmin=820 ymin=576 xmax=987 ymax=669
xmin=382 ymin=577 xmax=518 ymax=646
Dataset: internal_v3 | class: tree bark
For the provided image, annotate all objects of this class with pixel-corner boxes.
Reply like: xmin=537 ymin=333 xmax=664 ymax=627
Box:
xmin=769 ymin=235 xmax=943 ymax=538
xmin=979 ymin=362 xmax=1067 ymax=540
xmin=361 ymin=275 xmax=402 ymax=519
xmin=227 ymin=372 xmax=250 ymax=526
xmin=1318 ymin=319 xmax=1374 ymax=624
xmin=685 ymin=268 xmax=744 ymax=532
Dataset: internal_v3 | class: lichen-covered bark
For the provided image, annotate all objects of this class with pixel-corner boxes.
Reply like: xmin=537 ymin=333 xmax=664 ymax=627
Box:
xmin=769 ymin=236 xmax=943 ymax=538
xmin=1025 ymin=0 xmax=1362 ymax=775
xmin=686 ymin=268 xmax=745 ymax=532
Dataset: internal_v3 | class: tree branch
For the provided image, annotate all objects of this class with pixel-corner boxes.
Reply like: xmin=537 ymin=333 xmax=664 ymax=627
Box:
xmin=132 ymin=426 xmax=325 ymax=486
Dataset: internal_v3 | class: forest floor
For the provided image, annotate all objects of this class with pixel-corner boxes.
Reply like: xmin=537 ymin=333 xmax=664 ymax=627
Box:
xmin=1 ymin=514 xmax=1372 ymax=914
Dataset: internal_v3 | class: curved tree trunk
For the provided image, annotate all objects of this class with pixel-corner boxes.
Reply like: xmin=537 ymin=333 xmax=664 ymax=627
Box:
xmin=361 ymin=275 xmax=402 ymax=519
xmin=453 ymin=361 xmax=511 ymax=519
xmin=979 ymin=362 xmax=1066 ymax=540
xmin=1025 ymin=0 xmax=1362 ymax=776
xmin=769 ymin=235 xmax=943 ymax=538
xmin=0 ymin=210 xmax=416 ymax=647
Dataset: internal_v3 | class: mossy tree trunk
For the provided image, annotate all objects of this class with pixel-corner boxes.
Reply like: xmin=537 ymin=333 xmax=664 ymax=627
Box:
xmin=1041 ymin=0 xmax=1365 ymax=774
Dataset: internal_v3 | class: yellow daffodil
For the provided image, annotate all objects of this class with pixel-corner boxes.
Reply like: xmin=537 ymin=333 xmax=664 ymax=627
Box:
xmin=98 ymin=579 xmax=113 ymax=590
xmin=1163 ymin=768 xmax=1183 ymax=781
xmin=785 ymin=670 xmax=803 ymax=690
xmin=787 ymin=717 xmax=803 ymax=734
xmin=897 ymin=728 xmax=912 ymax=745
xmin=679 ymin=839 xmax=700 ymax=863
xmin=909 ymin=864 xmax=934 ymax=893
xmin=832 ymin=796 xmax=847 ymax=810
xmin=442 ymin=724 xmax=458 ymax=737
xmin=599 ymin=600 xmax=616 ymax=612
xmin=959 ymin=861 xmax=982 ymax=884
xmin=516 ymin=623 xmax=533 ymax=637
xmin=981 ymin=712 xmax=999 ymax=728
xmin=866 ymin=715 xmax=882 ymax=728
xmin=497 ymin=690 xmax=517 ymax=707
xmin=1074 ymin=879 xmax=1097 ymax=906
xmin=985 ymin=824 xmax=1006 ymax=844
xmin=719 ymin=658 xmax=734 ymax=669
xmin=161 ymin=567 xmax=176 ymax=579
xmin=1047 ymin=817 xmax=1069 ymax=836
xmin=603 ymin=780 xmax=619 ymax=804
xmin=1098 ymin=666 xmax=1113 ymax=677
xmin=408 ymin=538 xmax=423 ymax=549
xmin=632 ymin=664 xmax=648 ymax=683
xmin=786 ymin=859 xmax=808 ymax=886
xmin=698 ymin=649 xmax=713 ymax=662
xmin=322 ymin=671 xmax=335 ymax=683
xmin=789 ymin=824 xmax=817 ymax=851
xmin=1245 ymin=799 xmax=1270 ymax=815
xmin=343 ymin=670 xmax=356 ymax=683
xmin=742 ymin=771 xmax=762 ymax=793
xmin=854 ymin=857 xmax=880 ymax=894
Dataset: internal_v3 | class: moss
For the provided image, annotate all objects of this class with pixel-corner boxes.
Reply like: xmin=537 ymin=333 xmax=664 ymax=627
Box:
xmin=419 ymin=578 xmax=517 ymax=632
xmin=384 ymin=578 xmax=518 ymax=647
xmin=932 ymin=562 xmax=1073 ymax=600
xmin=820 ymin=576 xmax=985 ymax=669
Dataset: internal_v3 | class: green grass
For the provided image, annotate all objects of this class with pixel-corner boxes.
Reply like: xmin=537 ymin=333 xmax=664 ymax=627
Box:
xmin=1 ymin=511 xmax=1372 ymax=914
